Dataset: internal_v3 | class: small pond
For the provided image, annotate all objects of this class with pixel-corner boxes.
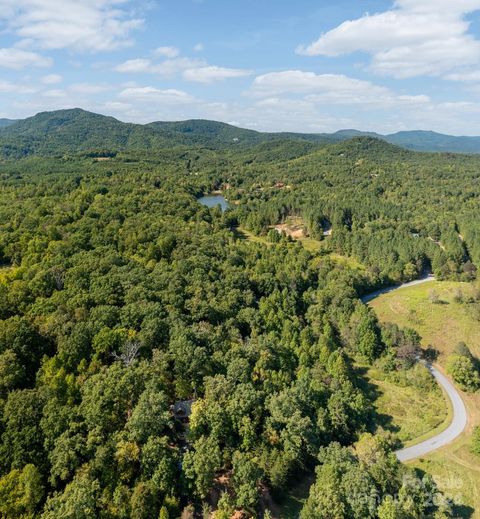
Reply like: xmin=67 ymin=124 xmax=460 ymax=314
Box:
xmin=198 ymin=194 xmax=229 ymax=212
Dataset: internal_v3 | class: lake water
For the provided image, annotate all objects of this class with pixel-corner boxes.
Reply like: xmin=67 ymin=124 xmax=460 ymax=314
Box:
xmin=198 ymin=194 xmax=229 ymax=212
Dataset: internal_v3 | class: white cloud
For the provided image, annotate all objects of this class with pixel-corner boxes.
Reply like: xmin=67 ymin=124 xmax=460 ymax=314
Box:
xmin=445 ymin=70 xmax=480 ymax=81
xmin=0 ymin=0 xmax=143 ymax=52
xmin=114 ymin=58 xmax=153 ymax=73
xmin=118 ymin=86 xmax=197 ymax=104
xmin=6 ymin=75 xmax=480 ymax=136
xmin=250 ymin=70 xmax=429 ymax=107
xmin=193 ymin=43 xmax=204 ymax=52
xmin=183 ymin=65 xmax=253 ymax=83
xmin=42 ymin=88 xmax=66 ymax=98
xmin=114 ymin=57 xmax=204 ymax=77
xmin=0 ymin=47 xmax=52 ymax=69
xmin=150 ymin=57 xmax=205 ymax=78
xmin=197 ymin=98 xmax=353 ymax=133
xmin=0 ymin=79 xmax=36 ymax=94
xmin=114 ymin=53 xmax=252 ymax=83
xmin=68 ymin=83 xmax=111 ymax=94
xmin=41 ymin=73 xmax=62 ymax=84
xmin=103 ymin=100 xmax=132 ymax=111
xmin=297 ymin=0 xmax=480 ymax=78
xmin=108 ymin=86 xmax=200 ymax=122
xmin=154 ymin=46 xmax=180 ymax=58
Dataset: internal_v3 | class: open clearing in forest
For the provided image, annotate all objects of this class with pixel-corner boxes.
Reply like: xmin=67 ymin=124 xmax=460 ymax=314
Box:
xmin=366 ymin=365 xmax=450 ymax=444
xmin=236 ymin=226 xmax=366 ymax=271
xmin=370 ymin=281 xmax=480 ymax=360
xmin=370 ymin=281 xmax=480 ymax=517
xmin=236 ymin=225 xmax=364 ymax=265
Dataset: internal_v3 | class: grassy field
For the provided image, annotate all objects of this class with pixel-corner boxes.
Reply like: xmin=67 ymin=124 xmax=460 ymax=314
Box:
xmin=325 ymin=252 xmax=365 ymax=271
xmin=235 ymin=226 xmax=366 ymax=272
xmin=296 ymin=236 xmax=323 ymax=253
xmin=236 ymin=225 xmax=325 ymax=252
xmin=235 ymin=227 xmax=272 ymax=246
xmin=366 ymin=365 xmax=450 ymax=444
xmin=369 ymin=280 xmax=480 ymax=518
xmin=370 ymin=281 xmax=480 ymax=360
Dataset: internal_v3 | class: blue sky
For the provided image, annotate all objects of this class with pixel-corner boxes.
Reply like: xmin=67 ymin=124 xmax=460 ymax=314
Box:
xmin=1 ymin=0 xmax=480 ymax=134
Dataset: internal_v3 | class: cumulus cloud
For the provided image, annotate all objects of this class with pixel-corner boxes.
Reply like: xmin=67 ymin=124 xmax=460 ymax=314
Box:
xmin=0 ymin=47 xmax=52 ymax=69
xmin=103 ymin=85 xmax=201 ymax=122
xmin=118 ymin=86 xmax=197 ymax=104
xmin=42 ymin=88 xmax=66 ymax=98
xmin=151 ymin=57 xmax=205 ymax=78
xmin=114 ymin=58 xmax=153 ymax=73
xmin=0 ymin=79 xmax=36 ymax=94
xmin=445 ymin=70 xmax=480 ymax=81
xmin=41 ymin=73 xmax=62 ymax=84
xmin=114 ymin=52 xmax=252 ymax=83
xmin=297 ymin=0 xmax=480 ymax=78
xmin=115 ymin=56 xmax=204 ymax=77
xmin=154 ymin=46 xmax=180 ymax=58
xmin=68 ymin=83 xmax=112 ymax=94
xmin=250 ymin=70 xmax=430 ymax=107
xmin=0 ymin=0 xmax=143 ymax=52
xmin=183 ymin=65 xmax=253 ymax=83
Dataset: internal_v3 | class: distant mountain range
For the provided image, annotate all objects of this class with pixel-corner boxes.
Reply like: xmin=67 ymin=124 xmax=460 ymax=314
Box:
xmin=325 ymin=128 xmax=480 ymax=153
xmin=1 ymin=108 xmax=480 ymax=156
xmin=0 ymin=118 xmax=17 ymax=129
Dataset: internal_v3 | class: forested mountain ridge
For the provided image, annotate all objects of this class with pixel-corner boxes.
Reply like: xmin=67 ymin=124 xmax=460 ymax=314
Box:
xmin=0 ymin=109 xmax=185 ymax=157
xmin=3 ymin=108 xmax=480 ymax=156
xmin=332 ymin=129 xmax=480 ymax=153
xmin=0 ymin=109 xmax=332 ymax=157
xmin=0 ymin=119 xmax=17 ymax=129
xmin=384 ymin=130 xmax=480 ymax=153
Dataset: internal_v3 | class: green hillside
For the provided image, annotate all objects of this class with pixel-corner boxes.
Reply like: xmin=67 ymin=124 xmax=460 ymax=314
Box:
xmin=4 ymin=108 xmax=480 ymax=157
xmin=0 ymin=119 xmax=16 ymax=129
xmin=0 ymin=110 xmax=331 ymax=157
xmin=385 ymin=130 xmax=480 ymax=153
xmin=148 ymin=119 xmax=267 ymax=145
xmin=149 ymin=119 xmax=336 ymax=147
xmin=0 ymin=109 xmax=177 ymax=157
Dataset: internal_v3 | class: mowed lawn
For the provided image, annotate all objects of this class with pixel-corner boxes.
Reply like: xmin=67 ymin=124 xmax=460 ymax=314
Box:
xmin=370 ymin=280 xmax=480 ymax=518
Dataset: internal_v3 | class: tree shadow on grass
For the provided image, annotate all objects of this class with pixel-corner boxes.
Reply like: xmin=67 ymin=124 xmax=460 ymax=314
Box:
xmin=353 ymin=365 xmax=400 ymax=436
xmin=413 ymin=467 xmax=475 ymax=519
xmin=452 ymin=504 xmax=476 ymax=519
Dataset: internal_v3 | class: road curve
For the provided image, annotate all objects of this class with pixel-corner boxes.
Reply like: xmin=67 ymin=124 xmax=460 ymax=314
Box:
xmin=395 ymin=364 xmax=467 ymax=462
xmin=361 ymin=275 xmax=468 ymax=462
xmin=360 ymin=274 xmax=436 ymax=303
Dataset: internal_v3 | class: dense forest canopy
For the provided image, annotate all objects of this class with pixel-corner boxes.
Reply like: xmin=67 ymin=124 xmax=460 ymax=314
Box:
xmin=0 ymin=110 xmax=478 ymax=518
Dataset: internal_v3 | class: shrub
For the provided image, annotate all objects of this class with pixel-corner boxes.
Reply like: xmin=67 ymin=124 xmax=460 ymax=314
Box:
xmin=447 ymin=354 xmax=480 ymax=392
xmin=472 ymin=427 xmax=480 ymax=456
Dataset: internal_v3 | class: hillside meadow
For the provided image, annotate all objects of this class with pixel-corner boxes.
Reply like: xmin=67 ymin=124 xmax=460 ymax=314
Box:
xmin=370 ymin=280 xmax=480 ymax=517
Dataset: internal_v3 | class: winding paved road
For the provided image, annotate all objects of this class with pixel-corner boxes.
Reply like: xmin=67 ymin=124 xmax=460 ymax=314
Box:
xmin=395 ymin=364 xmax=468 ymax=462
xmin=360 ymin=274 xmax=435 ymax=303
xmin=362 ymin=275 xmax=468 ymax=462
